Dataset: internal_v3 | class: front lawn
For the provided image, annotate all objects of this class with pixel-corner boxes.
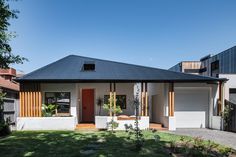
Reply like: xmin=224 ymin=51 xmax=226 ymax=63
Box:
xmin=0 ymin=131 xmax=235 ymax=157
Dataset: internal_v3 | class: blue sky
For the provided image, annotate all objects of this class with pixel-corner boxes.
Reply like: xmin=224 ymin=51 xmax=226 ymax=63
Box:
xmin=9 ymin=0 xmax=236 ymax=73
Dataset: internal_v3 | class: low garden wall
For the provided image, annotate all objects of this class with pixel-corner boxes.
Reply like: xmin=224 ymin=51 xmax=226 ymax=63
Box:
xmin=95 ymin=116 xmax=149 ymax=130
xmin=16 ymin=117 xmax=77 ymax=130
xmin=211 ymin=116 xmax=223 ymax=130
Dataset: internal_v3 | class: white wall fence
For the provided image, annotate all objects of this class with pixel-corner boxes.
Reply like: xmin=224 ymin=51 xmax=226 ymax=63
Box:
xmin=95 ymin=116 xmax=149 ymax=130
xmin=17 ymin=117 xmax=77 ymax=130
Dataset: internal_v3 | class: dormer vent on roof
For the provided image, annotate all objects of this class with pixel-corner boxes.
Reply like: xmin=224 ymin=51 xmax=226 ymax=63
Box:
xmin=82 ymin=61 xmax=95 ymax=71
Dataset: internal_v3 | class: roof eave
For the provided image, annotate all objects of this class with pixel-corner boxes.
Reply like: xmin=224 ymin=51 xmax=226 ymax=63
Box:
xmin=15 ymin=78 xmax=226 ymax=83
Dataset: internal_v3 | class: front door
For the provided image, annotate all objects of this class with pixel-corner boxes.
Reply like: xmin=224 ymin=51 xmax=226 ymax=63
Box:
xmin=82 ymin=89 xmax=95 ymax=122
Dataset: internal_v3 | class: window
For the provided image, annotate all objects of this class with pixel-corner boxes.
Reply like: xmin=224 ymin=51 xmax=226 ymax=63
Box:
xmin=45 ymin=92 xmax=70 ymax=115
xmin=229 ymin=88 xmax=236 ymax=104
xmin=82 ymin=61 xmax=95 ymax=71
xmin=104 ymin=95 xmax=126 ymax=109
xmin=184 ymin=69 xmax=201 ymax=73
xmin=211 ymin=60 xmax=219 ymax=77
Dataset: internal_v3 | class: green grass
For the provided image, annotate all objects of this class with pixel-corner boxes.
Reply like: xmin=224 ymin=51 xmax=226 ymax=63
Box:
xmin=0 ymin=131 xmax=233 ymax=157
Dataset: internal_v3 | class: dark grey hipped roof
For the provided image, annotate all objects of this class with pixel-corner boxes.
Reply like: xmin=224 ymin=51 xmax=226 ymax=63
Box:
xmin=17 ymin=55 xmax=226 ymax=83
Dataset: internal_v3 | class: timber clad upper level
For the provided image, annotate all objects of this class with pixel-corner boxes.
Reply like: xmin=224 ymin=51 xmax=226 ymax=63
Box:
xmin=16 ymin=55 xmax=226 ymax=83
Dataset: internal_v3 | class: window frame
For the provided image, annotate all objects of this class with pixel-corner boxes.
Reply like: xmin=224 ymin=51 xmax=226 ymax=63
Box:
xmin=44 ymin=92 xmax=71 ymax=116
xmin=211 ymin=60 xmax=220 ymax=77
xmin=104 ymin=95 xmax=127 ymax=109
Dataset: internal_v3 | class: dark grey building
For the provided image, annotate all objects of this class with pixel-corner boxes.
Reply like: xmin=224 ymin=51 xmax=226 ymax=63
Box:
xmin=169 ymin=46 xmax=236 ymax=77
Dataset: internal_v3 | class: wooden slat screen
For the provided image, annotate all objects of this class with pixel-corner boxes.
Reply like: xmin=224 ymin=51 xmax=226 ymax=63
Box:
xmin=140 ymin=82 xmax=149 ymax=116
xmin=20 ymin=83 xmax=42 ymax=117
xmin=168 ymin=83 xmax=175 ymax=117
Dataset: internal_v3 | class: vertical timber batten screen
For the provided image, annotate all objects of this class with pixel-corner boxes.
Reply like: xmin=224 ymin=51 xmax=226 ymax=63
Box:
xmin=168 ymin=83 xmax=175 ymax=117
xmin=20 ymin=83 xmax=42 ymax=117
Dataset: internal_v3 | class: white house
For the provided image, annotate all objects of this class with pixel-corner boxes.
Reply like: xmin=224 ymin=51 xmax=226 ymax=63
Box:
xmin=16 ymin=55 xmax=227 ymax=131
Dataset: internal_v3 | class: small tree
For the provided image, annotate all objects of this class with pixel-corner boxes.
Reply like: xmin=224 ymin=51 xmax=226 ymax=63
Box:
xmin=103 ymin=95 xmax=122 ymax=132
xmin=133 ymin=86 xmax=144 ymax=150
xmin=126 ymin=85 xmax=144 ymax=150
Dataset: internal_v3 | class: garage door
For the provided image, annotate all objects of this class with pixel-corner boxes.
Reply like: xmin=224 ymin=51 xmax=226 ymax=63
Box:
xmin=175 ymin=89 xmax=209 ymax=128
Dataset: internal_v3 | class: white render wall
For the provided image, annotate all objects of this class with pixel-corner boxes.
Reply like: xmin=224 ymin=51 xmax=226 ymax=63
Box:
xmin=77 ymin=83 xmax=135 ymax=122
xmin=17 ymin=117 xmax=77 ymax=130
xmin=95 ymin=116 xmax=149 ymax=130
xmin=148 ymin=83 xmax=169 ymax=128
xmin=219 ymin=74 xmax=236 ymax=102
xmin=41 ymin=83 xmax=78 ymax=122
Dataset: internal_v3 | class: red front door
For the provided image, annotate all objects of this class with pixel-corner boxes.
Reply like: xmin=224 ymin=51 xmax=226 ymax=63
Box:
xmin=82 ymin=89 xmax=95 ymax=122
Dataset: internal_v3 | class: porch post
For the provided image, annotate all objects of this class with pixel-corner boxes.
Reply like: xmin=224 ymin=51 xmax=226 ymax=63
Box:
xmin=168 ymin=83 xmax=174 ymax=117
xmin=113 ymin=83 xmax=116 ymax=116
xmin=145 ymin=83 xmax=148 ymax=116
xmin=141 ymin=82 xmax=144 ymax=116
xmin=109 ymin=83 xmax=112 ymax=116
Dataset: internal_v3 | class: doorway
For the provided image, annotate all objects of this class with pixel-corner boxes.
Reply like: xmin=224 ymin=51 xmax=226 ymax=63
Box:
xmin=82 ymin=89 xmax=95 ymax=122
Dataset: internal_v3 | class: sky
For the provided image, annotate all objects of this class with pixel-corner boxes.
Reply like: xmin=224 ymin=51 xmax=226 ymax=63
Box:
xmin=8 ymin=0 xmax=236 ymax=73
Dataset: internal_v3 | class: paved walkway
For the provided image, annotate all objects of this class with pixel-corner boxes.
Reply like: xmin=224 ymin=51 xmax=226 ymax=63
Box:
xmin=169 ymin=129 xmax=236 ymax=150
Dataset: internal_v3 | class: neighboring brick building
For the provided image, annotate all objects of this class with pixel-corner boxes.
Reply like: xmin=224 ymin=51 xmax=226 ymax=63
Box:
xmin=0 ymin=68 xmax=20 ymax=125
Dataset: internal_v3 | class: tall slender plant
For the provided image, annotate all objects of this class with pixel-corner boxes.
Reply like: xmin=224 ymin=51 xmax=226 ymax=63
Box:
xmin=133 ymin=86 xmax=144 ymax=150
xmin=126 ymin=85 xmax=144 ymax=150
xmin=97 ymin=97 xmax=103 ymax=116
xmin=103 ymin=94 xmax=122 ymax=132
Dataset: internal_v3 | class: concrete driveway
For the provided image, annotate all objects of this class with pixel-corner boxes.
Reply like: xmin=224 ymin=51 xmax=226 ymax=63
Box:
xmin=169 ymin=129 xmax=236 ymax=150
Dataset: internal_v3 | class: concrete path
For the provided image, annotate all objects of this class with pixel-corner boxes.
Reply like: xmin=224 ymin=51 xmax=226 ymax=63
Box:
xmin=169 ymin=129 xmax=236 ymax=150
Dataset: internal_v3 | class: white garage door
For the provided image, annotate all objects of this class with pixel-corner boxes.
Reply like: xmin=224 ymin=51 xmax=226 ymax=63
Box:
xmin=175 ymin=89 xmax=209 ymax=128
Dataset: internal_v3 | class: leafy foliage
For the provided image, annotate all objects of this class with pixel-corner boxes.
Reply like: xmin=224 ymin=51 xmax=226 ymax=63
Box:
xmin=103 ymin=103 xmax=122 ymax=116
xmin=0 ymin=0 xmax=27 ymax=68
xmin=42 ymin=104 xmax=58 ymax=117
xmin=162 ymin=135 xmax=234 ymax=157
xmin=103 ymin=94 xmax=122 ymax=132
xmin=106 ymin=119 xmax=119 ymax=131
xmin=222 ymin=100 xmax=234 ymax=131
